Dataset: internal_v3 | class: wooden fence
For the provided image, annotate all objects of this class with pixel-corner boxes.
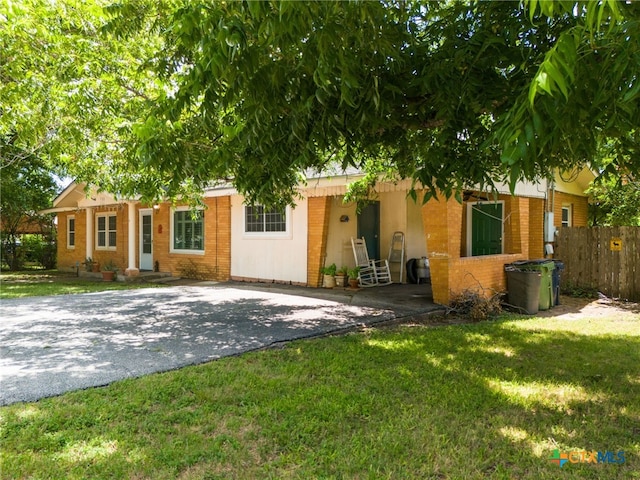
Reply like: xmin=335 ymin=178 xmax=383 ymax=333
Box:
xmin=556 ymin=227 xmax=640 ymax=302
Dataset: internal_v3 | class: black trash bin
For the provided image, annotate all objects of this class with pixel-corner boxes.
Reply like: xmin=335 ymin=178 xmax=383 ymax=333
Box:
xmin=505 ymin=264 xmax=542 ymax=315
xmin=552 ymin=260 xmax=564 ymax=305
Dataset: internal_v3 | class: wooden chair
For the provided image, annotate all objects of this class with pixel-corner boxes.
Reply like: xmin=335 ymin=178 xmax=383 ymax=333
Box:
xmin=351 ymin=237 xmax=392 ymax=287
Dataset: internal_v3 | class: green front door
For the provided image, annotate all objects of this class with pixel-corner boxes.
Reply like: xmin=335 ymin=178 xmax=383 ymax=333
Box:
xmin=471 ymin=203 xmax=502 ymax=256
xmin=357 ymin=202 xmax=380 ymax=260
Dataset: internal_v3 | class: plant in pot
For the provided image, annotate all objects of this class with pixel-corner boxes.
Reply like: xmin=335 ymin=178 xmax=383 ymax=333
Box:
xmin=335 ymin=265 xmax=348 ymax=287
xmin=347 ymin=266 xmax=360 ymax=288
xmin=101 ymin=260 xmax=118 ymax=282
xmin=320 ymin=263 xmax=337 ymax=288
xmin=83 ymin=257 xmax=99 ymax=272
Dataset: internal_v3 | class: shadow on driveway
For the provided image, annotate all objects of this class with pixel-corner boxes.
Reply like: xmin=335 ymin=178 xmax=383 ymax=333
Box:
xmin=1 ymin=285 xmax=433 ymax=405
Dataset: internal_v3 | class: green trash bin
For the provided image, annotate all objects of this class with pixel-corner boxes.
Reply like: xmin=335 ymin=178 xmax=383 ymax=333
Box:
xmin=512 ymin=260 xmax=555 ymax=310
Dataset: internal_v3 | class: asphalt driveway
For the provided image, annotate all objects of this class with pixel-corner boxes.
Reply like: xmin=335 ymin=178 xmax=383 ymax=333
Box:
xmin=0 ymin=285 xmax=411 ymax=406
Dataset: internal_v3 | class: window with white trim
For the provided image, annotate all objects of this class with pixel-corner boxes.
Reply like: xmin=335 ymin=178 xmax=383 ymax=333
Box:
xmin=171 ymin=209 xmax=204 ymax=252
xmin=561 ymin=205 xmax=572 ymax=228
xmin=96 ymin=213 xmax=117 ymax=249
xmin=67 ymin=215 xmax=75 ymax=249
xmin=244 ymin=205 xmax=287 ymax=234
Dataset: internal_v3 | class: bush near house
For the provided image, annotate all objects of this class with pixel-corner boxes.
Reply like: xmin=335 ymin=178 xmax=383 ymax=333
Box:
xmin=0 ymin=234 xmax=56 ymax=271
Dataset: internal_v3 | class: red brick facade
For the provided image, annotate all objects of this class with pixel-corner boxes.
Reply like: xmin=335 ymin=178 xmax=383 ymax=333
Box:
xmin=54 ymin=182 xmax=590 ymax=305
xmin=306 ymin=196 xmax=332 ymax=287
xmin=420 ymin=190 xmax=589 ymax=304
xmin=57 ymin=198 xmax=231 ymax=280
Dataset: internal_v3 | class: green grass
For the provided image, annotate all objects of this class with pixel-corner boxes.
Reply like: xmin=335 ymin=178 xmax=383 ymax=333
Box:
xmin=0 ymin=270 xmax=163 ymax=299
xmin=1 ymin=314 xmax=639 ymax=479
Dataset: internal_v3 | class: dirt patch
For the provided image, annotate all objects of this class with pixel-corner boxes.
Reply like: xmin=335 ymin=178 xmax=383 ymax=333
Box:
xmin=535 ymin=295 xmax=640 ymax=320
xmin=389 ymin=294 xmax=639 ymax=328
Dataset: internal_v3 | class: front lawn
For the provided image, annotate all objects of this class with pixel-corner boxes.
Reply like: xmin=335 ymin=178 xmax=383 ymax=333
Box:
xmin=1 ymin=314 xmax=638 ymax=479
xmin=0 ymin=270 xmax=163 ymax=299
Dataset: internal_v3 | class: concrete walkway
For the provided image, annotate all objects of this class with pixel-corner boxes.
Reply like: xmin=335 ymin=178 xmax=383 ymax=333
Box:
xmin=0 ymin=282 xmax=439 ymax=406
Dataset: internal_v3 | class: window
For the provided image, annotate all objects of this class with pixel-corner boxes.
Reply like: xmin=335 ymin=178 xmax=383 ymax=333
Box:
xmin=96 ymin=213 xmax=117 ymax=249
xmin=67 ymin=215 xmax=75 ymax=249
xmin=172 ymin=209 xmax=204 ymax=253
xmin=561 ymin=205 xmax=572 ymax=228
xmin=244 ymin=205 xmax=287 ymax=233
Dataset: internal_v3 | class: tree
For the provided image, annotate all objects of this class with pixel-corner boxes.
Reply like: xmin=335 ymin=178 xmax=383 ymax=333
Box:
xmin=0 ymin=136 xmax=58 ymax=270
xmin=2 ymin=1 xmax=639 ymax=208
xmin=111 ymin=0 xmax=640 ymax=207
xmin=0 ymin=0 xmax=165 ymax=197
xmin=588 ymin=174 xmax=640 ymax=226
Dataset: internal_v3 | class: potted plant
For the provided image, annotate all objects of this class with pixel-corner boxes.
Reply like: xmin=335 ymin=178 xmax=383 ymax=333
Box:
xmin=101 ymin=260 xmax=118 ymax=282
xmin=320 ymin=263 xmax=337 ymax=288
xmin=347 ymin=266 xmax=360 ymax=289
xmin=335 ymin=265 xmax=348 ymax=287
xmin=83 ymin=257 xmax=99 ymax=272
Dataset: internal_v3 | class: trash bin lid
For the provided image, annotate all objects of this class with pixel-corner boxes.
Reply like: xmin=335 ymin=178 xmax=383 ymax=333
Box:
xmin=513 ymin=259 xmax=555 ymax=271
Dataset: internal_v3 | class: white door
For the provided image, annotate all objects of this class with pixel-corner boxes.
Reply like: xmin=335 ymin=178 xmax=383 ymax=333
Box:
xmin=139 ymin=210 xmax=153 ymax=270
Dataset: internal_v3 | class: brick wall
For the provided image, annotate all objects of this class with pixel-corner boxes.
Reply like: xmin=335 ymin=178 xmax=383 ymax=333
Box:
xmin=56 ymin=212 xmax=82 ymax=271
xmin=553 ymin=191 xmax=589 ymax=229
xmin=307 ymin=196 xmax=332 ymax=287
xmin=422 ymin=195 xmax=463 ymax=258
xmin=91 ymin=206 xmax=128 ymax=270
xmin=529 ymin=198 xmax=545 ymax=259
xmin=503 ymin=196 xmax=530 ymax=256
xmin=151 ymin=197 xmax=231 ymax=280
xmin=56 ymin=207 xmax=128 ymax=272
xmin=423 ymin=192 xmax=537 ymax=304
xmin=447 ymin=254 xmax=526 ymax=301
xmin=55 ymin=197 xmax=232 ymax=280
xmin=422 ymin=195 xmax=463 ymax=304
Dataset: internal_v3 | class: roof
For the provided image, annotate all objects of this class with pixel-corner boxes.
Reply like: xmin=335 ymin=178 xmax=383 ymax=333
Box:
xmin=40 ymin=182 xmax=123 ymax=214
xmin=46 ymin=166 xmax=595 ymax=210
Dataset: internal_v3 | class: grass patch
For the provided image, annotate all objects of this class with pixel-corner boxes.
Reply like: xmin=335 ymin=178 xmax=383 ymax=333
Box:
xmin=0 ymin=270 xmax=163 ymax=299
xmin=1 ymin=314 xmax=639 ymax=479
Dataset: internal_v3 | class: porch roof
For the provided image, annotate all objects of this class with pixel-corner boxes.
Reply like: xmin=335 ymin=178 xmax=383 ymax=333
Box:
xmin=41 ymin=182 xmax=129 ymax=214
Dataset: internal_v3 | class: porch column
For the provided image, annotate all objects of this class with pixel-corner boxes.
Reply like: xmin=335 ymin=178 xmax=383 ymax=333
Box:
xmin=85 ymin=207 xmax=93 ymax=259
xmin=504 ymin=196 xmax=530 ymax=256
xmin=421 ymin=193 xmax=463 ymax=305
xmin=125 ymin=201 xmax=139 ymax=277
xmin=307 ymin=196 xmax=332 ymax=287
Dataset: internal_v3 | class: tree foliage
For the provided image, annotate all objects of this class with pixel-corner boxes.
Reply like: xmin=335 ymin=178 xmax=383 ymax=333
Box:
xmin=2 ymin=1 xmax=639 ymax=208
xmin=0 ymin=0 xmax=165 ymax=194
xmin=588 ymin=172 xmax=640 ymax=226
xmin=0 ymin=136 xmax=58 ymax=269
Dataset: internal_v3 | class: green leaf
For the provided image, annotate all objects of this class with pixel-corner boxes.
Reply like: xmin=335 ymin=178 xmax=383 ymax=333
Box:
xmin=622 ymin=81 xmax=640 ymax=103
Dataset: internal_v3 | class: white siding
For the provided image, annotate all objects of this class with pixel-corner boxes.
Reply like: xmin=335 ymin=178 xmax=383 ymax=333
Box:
xmin=230 ymin=195 xmax=308 ymax=283
xmin=325 ymin=196 xmax=358 ymax=269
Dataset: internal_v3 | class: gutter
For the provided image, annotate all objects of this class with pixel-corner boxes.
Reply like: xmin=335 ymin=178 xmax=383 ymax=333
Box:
xmin=38 ymin=207 xmax=79 ymax=215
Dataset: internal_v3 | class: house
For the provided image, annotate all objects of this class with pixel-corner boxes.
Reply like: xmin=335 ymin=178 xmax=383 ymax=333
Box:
xmin=47 ymin=169 xmax=593 ymax=305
